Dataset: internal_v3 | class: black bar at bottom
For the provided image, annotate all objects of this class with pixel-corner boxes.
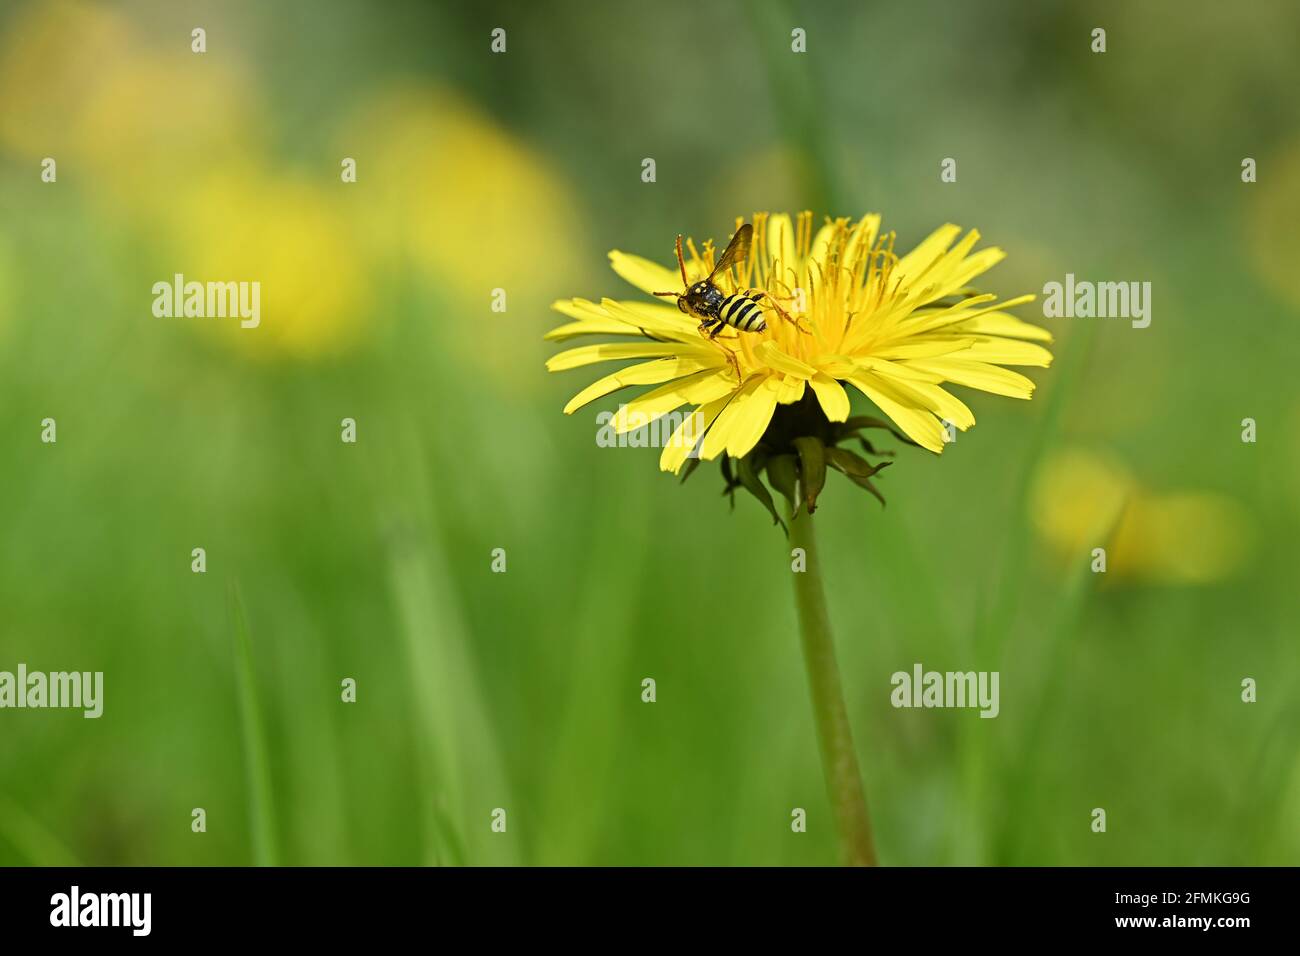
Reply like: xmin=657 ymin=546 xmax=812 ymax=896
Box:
xmin=0 ymin=866 xmax=1287 ymax=941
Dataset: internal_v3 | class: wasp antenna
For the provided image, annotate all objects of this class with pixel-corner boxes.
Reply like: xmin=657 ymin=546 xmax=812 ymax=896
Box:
xmin=674 ymin=234 xmax=688 ymax=287
xmin=652 ymin=291 xmax=680 ymax=298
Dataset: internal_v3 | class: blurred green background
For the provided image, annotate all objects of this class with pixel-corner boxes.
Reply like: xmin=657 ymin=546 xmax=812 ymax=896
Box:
xmin=1 ymin=0 xmax=1298 ymax=866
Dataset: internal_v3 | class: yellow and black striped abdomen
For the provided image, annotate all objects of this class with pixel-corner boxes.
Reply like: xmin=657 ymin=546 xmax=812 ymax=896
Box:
xmin=718 ymin=292 xmax=767 ymax=333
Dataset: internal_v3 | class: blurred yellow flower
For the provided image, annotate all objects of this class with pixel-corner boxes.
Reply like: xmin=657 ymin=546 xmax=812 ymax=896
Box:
xmin=339 ymin=86 xmax=581 ymax=291
xmin=0 ymin=0 xmax=345 ymax=362
xmin=0 ymin=0 xmax=262 ymax=220
xmin=337 ymin=84 xmax=584 ymax=387
xmin=715 ymin=144 xmax=805 ymax=218
xmin=2 ymin=7 xmax=581 ymax=373
xmin=74 ymin=55 xmax=263 ymax=219
xmin=548 ymin=212 xmax=1052 ymax=473
xmin=1246 ymin=138 xmax=1300 ymax=314
xmin=168 ymin=169 xmax=369 ymax=361
xmin=0 ymin=0 xmax=132 ymax=157
xmin=1032 ymin=448 xmax=1252 ymax=584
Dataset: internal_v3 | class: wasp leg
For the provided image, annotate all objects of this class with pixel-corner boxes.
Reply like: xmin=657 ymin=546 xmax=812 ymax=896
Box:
xmin=712 ymin=341 xmax=741 ymax=380
xmin=764 ymin=297 xmax=811 ymax=335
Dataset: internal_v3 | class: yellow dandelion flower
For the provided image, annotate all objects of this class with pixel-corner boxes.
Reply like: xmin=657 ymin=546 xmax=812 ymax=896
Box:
xmin=547 ymin=211 xmax=1051 ymax=515
xmin=545 ymin=213 xmax=1056 ymax=866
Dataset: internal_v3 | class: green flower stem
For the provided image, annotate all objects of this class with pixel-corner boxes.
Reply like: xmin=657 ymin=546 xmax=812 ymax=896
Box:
xmin=786 ymin=502 xmax=877 ymax=866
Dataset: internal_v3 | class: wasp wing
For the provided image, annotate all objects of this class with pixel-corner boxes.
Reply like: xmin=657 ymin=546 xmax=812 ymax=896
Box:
xmin=707 ymin=223 xmax=752 ymax=283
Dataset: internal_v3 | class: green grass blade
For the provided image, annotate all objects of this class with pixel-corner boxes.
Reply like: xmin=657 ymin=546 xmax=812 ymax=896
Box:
xmin=0 ymin=795 xmax=83 ymax=866
xmin=379 ymin=426 xmax=517 ymax=867
xmin=533 ymin=480 xmax=652 ymax=865
xmin=230 ymin=582 xmax=280 ymax=867
xmin=952 ymin=322 xmax=1097 ymax=863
